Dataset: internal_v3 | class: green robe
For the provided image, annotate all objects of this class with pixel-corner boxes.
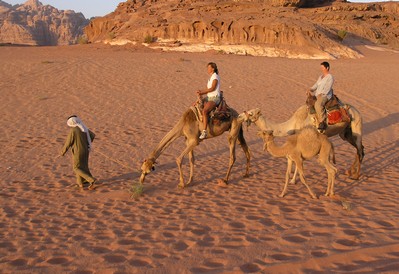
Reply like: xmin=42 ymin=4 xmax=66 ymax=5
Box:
xmin=61 ymin=127 xmax=96 ymax=185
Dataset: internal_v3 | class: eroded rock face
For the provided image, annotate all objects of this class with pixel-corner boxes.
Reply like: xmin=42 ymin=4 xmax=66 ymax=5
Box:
xmin=0 ymin=0 xmax=89 ymax=45
xmin=85 ymin=0 xmax=398 ymax=58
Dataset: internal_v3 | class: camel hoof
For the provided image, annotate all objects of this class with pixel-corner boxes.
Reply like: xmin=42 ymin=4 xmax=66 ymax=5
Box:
xmin=350 ymin=175 xmax=360 ymax=180
xmin=178 ymin=184 xmax=185 ymax=189
xmin=345 ymin=170 xmax=351 ymax=176
xmin=278 ymin=193 xmax=285 ymax=198
xmin=311 ymin=195 xmax=319 ymax=199
xmin=243 ymin=173 xmax=250 ymax=178
xmin=217 ymin=179 xmax=228 ymax=188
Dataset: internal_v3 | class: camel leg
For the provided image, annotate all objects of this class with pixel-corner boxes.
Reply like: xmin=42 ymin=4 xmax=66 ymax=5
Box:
xmin=290 ymin=164 xmax=298 ymax=185
xmin=324 ymin=162 xmax=337 ymax=197
xmin=280 ymin=158 xmax=294 ymax=197
xmin=237 ymin=126 xmax=251 ymax=178
xmin=186 ymin=150 xmax=195 ymax=186
xmin=176 ymin=140 xmax=198 ymax=188
xmin=295 ymin=160 xmax=318 ymax=199
xmin=221 ymin=134 xmax=237 ymax=185
xmin=340 ymin=128 xmax=364 ymax=180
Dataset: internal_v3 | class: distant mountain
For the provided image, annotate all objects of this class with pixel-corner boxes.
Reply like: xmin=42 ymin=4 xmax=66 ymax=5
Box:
xmin=0 ymin=0 xmax=89 ymax=45
xmin=85 ymin=0 xmax=399 ymax=59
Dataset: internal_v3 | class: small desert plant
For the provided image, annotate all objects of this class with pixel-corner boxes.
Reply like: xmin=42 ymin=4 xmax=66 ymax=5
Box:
xmin=130 ymin=182 xmax=144 ymax=199
xmin=337 ymin=30 xmax=348 ymax=41
xmin=77 ymin=36 xmax=88 ymax=45
xmin=144 ymin=35 xmax=156 ymax=44
xmin=108 ymin=32 xmax=116 ymax=40
xmin=41 ymin=60 xmax=54 ymax=64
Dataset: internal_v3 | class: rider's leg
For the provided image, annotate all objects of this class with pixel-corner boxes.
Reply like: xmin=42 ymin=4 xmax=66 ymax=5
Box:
xmin=200 ymin=101 xmax=216 ymax=139
xmin=315 ymin=95 xmax=328 ymax=129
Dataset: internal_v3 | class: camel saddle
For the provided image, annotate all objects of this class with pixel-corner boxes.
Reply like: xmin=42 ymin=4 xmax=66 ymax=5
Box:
xmin=191 ymin=91 xmax=232 ymax=125
xmin=306 ymin=94 xmax=351 ymax=125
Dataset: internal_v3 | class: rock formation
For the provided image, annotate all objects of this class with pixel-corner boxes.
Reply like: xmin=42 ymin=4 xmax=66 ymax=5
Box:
xmin=85 ymin=0 xmax=399 ymax=59
xmin=0 ymin=0 xmax=89 ymax=45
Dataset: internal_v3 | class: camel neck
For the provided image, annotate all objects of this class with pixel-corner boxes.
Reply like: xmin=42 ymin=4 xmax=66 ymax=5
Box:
xmin=255 ymin=115 xmax=279 ymax=133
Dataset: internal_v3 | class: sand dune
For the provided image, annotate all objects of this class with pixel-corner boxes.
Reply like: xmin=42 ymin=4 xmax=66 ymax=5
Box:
xmin=0 ymin=44 xmax=398 ymax=273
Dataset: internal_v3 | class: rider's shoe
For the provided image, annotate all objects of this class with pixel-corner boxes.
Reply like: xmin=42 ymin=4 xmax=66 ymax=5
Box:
xmin=199 ymin=130 xmax=207 ymax=140
xmin=317 ymin=121 xmax=327 ymax=132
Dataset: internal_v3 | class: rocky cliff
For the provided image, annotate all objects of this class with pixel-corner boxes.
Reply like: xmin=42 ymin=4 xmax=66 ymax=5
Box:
xmin=85 ymin=0 xmax=399 ymax=59
xmin=0 ymin=0 xmax=89 ymax=45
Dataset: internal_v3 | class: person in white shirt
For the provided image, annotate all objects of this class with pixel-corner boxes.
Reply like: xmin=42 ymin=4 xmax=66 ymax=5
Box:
xmin=196 ymin=62 xmax=221 ymax=140
xmin=307 ymin=61 xmax=334 ymax=131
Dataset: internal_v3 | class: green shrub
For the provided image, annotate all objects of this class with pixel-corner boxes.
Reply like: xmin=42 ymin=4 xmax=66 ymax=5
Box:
xmin=144 ymin=35 xmax=156 ymax=44
xmin=337 ymin=30 xmax=348 ymax=41
xmin=130 ymin=182 xmax=144 ymax=199
xmin=108 ymin=32 xmax=116 ymax=40
xmin=77 ymin=36 xmax=88 ymax=44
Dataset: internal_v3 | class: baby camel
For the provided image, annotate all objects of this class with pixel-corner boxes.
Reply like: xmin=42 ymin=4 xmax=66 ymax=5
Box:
xmin=258 ymin=126 xmax=337 ymax=199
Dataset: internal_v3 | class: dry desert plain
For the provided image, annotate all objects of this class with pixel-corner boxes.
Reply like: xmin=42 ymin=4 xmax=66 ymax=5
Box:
xmin=0 ymin=44 xmax=399 ymax=273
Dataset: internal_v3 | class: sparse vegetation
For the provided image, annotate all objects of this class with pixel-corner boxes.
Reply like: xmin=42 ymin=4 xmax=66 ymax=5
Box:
xmin=108 ymin=32 xmax=116 ymax=40
xmin=337 ymin=30 xmax=348 ymax=41
xmin=144 ymin=35 xmax=156 ymax=44
xmin=77 ymin=36 xmax=88 ymax=44
xmin=37 ymin=95 xmax=50 ymax=101
xmin=130 ymin=182 xmax=144 ymax=199
xmin=41 ymin=60 xmax=54 ymax=64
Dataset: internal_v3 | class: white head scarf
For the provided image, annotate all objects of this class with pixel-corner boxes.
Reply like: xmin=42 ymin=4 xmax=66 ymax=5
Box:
xmin=67 ymin=115 xmax=92 ymax=151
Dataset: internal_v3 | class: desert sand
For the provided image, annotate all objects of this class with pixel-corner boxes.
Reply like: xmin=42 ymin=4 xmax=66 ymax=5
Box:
xmin=0 ymin=44 xmax=398 ymax=273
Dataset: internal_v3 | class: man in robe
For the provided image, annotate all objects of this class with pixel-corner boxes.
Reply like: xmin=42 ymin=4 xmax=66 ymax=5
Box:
xmin=61 ymin=115 xmax=96 ymax=190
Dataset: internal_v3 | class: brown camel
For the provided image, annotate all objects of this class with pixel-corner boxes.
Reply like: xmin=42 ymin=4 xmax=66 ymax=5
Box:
xmin=258 ymin=127 xmax=337 ymax=199
xmin=240 ymin=104 xmax=364 ymax=180
xmin=139 ymin=106 xmax=251 ymax=188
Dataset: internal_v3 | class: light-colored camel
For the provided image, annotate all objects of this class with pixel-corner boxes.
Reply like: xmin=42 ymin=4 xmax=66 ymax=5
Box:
xmin=240 ymin=104 xmax=364 ymax=180
xmin=258 ymin=127 xmax=337 ymax=199
xmin=139 ymin=106 xmax=251 ymax=188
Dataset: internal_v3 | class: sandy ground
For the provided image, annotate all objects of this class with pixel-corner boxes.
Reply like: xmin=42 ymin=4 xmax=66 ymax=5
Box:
xmin=0 ymin=44 xmax=399 ymax=273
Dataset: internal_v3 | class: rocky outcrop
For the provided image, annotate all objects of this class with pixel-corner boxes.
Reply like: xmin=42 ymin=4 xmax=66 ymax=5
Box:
xmin=0 ymin=0 xmax=89 ymax=45
xmin=85 ymin=0 xmax=398 ymax=59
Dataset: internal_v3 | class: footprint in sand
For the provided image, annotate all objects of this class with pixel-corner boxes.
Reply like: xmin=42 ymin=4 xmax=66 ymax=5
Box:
xmin=46 ymin=257 xmax=70 ymax=265
xmin=8 ymin=258 xmax=28 ymax=267
xmin=103 ymin=254 xmax=127 ymax=263
xmin=240 ymin=262 xmax=262 ymax=273
xmin=129 ymin=258 xmax=152 ymax=267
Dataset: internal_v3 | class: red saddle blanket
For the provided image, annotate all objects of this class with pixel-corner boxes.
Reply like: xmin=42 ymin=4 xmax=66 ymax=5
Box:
xmin=306 ymin=95 xmax=351 ymax=125
xmin=327 ymin=108 xmax=350 ymax=125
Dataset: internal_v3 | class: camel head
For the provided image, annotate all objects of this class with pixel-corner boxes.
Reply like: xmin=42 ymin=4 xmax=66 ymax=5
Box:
xmin=257 ymin=130 xmax=274 ymax=151
xmin=139 ymin=158 xmax=156 ymax=184
xmin=239 ymin=108 xmax=262 ymax=127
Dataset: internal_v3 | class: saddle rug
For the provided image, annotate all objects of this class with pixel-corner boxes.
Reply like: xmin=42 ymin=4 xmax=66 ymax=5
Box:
xmin=307 ymin=94 xmax=351 ymax=125
xmin=190 ymin=93 xmax=232 ymax=125
xmin=327 ymin=107 xmax=351 ymax=125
